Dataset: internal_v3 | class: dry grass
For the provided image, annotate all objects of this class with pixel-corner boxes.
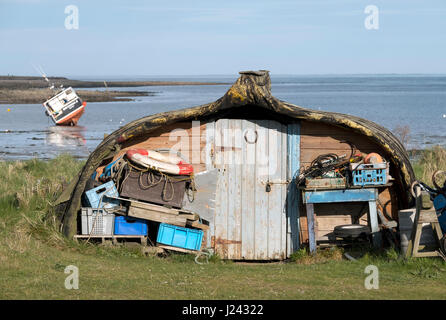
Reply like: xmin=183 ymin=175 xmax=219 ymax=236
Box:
xmin=289 ymin=247 xmax=345 ymax=265
xmin=413 ymin=146 xmax=446 ymax=186
xmin=0 ymin=156 xmax=83 ymax=242
xmin=4 ymin=220 xmax=31 ymax=254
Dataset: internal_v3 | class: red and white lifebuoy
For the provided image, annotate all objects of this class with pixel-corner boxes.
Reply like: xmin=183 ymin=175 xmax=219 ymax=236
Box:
xmin=126 ymin=149 xmax=193 ymax=175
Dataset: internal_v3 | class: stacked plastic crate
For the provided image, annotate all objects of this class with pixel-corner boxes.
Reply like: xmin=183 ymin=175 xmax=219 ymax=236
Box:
xmin=82 ymin=181 xmax=148 ymax=236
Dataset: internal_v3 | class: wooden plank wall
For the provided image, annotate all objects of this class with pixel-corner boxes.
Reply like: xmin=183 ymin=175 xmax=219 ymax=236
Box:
xmin=299 ymin=120 xmax=398 ymax=244
xmin=99 ymin=121 xmax=208 ymax=174
xmin=300 ymin=121 xmax=383 ymax=167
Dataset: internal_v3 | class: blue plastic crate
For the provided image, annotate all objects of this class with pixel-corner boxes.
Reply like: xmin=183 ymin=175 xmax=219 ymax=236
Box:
xmin=157 ymin=223 xmax=203 ymax=251
xmin=101 ymin=156 xmax=124 ymax=180
xmin=84 ymin=181 xmax=120 ymax=209
xmin=114 ymin=216 xmax=148 ymax=236
xmin=351 ymin=163 xmax=387 ymax=186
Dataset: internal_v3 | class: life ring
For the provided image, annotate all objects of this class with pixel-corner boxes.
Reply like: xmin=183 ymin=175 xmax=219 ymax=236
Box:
xmin=126 ymin=149 xmax=194 ymax=175
xmin=130 ymin=149 xmax=186 ymax=165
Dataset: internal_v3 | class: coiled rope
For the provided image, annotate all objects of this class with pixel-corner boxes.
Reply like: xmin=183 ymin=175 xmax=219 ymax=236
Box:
xmin=120 ymin=160 xmax=196 ymax=203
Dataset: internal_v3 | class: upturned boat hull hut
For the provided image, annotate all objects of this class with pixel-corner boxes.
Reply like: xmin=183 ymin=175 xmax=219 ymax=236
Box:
xmin=57 ymin=70 xmax=415 ymax=260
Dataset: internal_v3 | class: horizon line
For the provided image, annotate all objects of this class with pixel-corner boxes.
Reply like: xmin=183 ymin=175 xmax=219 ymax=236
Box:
xmin=3 ymin=72 xmax=446 ymax=78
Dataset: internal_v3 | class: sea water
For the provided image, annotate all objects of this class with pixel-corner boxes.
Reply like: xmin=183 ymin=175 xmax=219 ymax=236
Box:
xmin=0 ymin=75 xmax=445 ymax=160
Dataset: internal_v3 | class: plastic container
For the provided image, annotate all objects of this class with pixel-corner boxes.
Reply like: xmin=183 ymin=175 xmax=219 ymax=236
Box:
xmin=350 ymin=162 xmax=387 ymax=186
xmin=156 ymin=223 xmax=203 ymax=251
xmin=114 ymin=216 xmax=148 ymax=236
xmin=81 ymin=208 xmax=115 ymax=235
xmin=85 ymin=181 xmax=120 ymax=209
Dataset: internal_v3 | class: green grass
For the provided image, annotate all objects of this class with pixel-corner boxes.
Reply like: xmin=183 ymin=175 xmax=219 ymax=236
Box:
xmin=1 ymin=154 xmax=446 ymax=300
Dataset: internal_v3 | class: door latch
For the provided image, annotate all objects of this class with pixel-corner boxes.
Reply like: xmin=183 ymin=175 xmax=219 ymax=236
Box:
xmin=265 ymin=182 xmax=271 ymax=193
xmin=262 ymin=179 xmax=290 ymax=193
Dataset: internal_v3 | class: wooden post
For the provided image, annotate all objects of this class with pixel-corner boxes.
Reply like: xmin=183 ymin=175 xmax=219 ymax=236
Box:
xmin=368 ymin=199 xmax=382 ymax=248
xmin=405 ymin=186 xmax=421 ymax=258
xmin=306 ymin=203 xmax=317 ymax=254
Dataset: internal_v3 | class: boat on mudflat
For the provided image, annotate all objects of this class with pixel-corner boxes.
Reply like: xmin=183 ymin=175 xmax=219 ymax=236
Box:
xmin=42 ymin=87 xmax=86 ymax=126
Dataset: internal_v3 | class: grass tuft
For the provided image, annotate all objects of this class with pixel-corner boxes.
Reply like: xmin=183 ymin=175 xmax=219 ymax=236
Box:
xmin=290 ymin=247 xmax=344 ymax=264
xmin=412 ymin=146 xmax=446 ymax=186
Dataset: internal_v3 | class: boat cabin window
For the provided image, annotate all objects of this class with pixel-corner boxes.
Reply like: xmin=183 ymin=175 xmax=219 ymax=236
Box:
xmin=47 ymin=99 xmax=64 ymax=113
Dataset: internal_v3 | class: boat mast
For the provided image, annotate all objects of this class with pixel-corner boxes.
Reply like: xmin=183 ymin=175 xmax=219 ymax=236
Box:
xmin=33 ymin=64 xmax=63 ymax=92
xmin=34 ymin=65 xmax=60 ymax=123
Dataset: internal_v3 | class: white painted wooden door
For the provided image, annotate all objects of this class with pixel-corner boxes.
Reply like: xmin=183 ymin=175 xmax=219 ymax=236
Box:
xmin=207 ymin=119 xmax=288 ymax=260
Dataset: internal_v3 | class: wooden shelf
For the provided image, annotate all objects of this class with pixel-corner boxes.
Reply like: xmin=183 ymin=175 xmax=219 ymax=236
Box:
xmin=157 ymin=244 xmax=199 ymax=255
xmin=74 ymin=234 xmax=148 ymax=245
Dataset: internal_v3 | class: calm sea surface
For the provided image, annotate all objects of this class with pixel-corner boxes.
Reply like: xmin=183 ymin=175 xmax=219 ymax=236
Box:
xmin=0 ymin=75 xmax=445 ymax=161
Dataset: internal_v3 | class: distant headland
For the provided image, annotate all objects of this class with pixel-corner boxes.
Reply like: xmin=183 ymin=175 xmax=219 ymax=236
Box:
xmin=0 ymin=75 xmax=226 ymax=104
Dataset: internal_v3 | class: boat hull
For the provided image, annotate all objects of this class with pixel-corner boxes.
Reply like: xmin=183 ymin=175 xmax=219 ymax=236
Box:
xmin=55 ymin=105 xmax=85 ymax=126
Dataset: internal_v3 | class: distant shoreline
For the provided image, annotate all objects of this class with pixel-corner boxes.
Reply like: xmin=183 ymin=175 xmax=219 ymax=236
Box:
xmin=0 ymin=75 xmax=227 ymax=104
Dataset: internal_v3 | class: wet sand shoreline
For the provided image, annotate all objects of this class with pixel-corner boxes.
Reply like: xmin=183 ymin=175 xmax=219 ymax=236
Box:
xmin=0 ymin=75 xmax=226 ymax=104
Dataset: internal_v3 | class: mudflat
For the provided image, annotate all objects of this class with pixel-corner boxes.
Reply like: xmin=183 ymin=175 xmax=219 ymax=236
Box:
xmin=0 ymin=88 xmax=153 ymax=104
xmin=0 ymin=76 xmax=225 ymax=104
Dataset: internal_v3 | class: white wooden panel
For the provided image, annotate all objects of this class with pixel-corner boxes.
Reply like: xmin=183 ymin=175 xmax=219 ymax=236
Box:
xmin=213 ymin=119 xmax=228 ymax=258
xmin=212 ymin=119 xmax=288 ymax=260
xmin=205 ymin=122 xmax=215 ymax=248
xmin=227 ymin=119 xmax=242 ymax=258
xmin=205 ymin=122 xmax=215 ymax=171
xmin=255 ymin=120 xmax=268 ymax=259
xmin=267 ymin=120 xmax=279 ymax=259
xmin=241 ymin=120 xmax=256 ymax=259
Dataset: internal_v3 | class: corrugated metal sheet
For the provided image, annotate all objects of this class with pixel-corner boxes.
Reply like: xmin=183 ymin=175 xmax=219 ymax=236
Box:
xmin=209 ymin=119 xmax=288 ymax=260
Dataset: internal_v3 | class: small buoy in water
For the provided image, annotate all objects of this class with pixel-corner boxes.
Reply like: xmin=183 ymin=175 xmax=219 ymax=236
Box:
xmin=7 ymin=108 xmax=11 ymax=112
xmin=443 ymin=114 xmax=446 ymax=118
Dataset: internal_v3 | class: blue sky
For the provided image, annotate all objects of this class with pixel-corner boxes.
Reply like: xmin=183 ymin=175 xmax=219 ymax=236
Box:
xmin=0 ymin=0 xmax=445 ymax=76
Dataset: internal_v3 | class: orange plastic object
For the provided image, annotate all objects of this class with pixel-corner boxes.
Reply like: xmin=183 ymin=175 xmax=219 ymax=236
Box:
xmin=364 ymin=153 xmax=383 ymax=164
